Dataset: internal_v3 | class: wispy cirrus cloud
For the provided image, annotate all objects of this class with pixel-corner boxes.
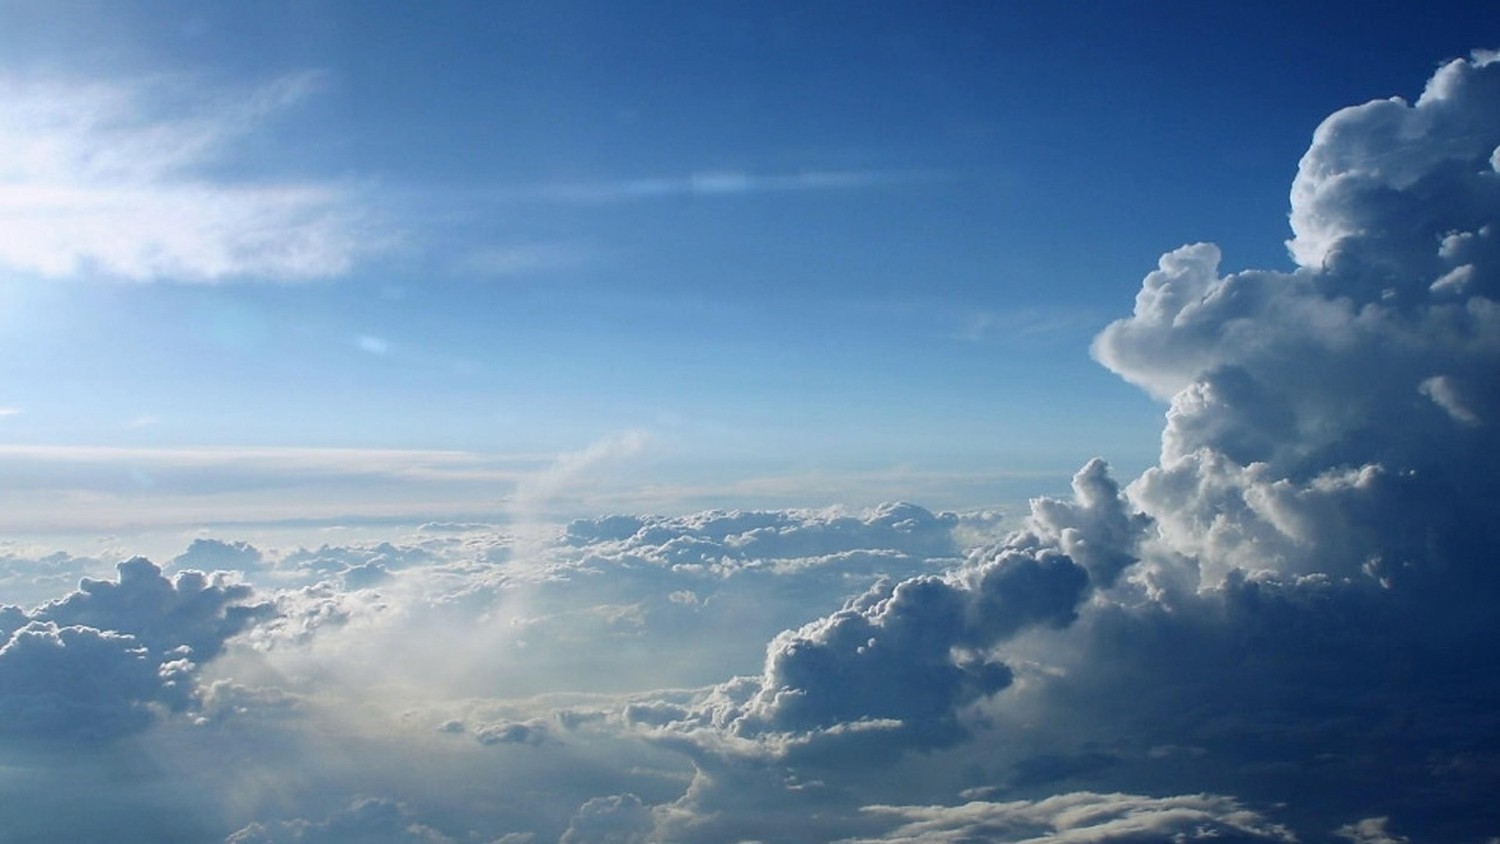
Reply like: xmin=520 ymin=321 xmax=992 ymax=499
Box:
xmin=0 ymin=70 xmax=376 ymax=282
xmin=512 ymin=168 xmax=939 ymax=205
xmin=0 ymin=444 xmax=543 ymax=531
xmin=452 ymin=242 xmax=596 ymax=279
xmin=0 ymin=443 xmax=541 ymax=480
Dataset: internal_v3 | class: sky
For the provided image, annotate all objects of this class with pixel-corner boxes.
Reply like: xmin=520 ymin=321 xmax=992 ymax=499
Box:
xmin=0 ymin=0 xmax=1488 ymax=543
xmin=2 ymin=1 xmax=1500 ymax=843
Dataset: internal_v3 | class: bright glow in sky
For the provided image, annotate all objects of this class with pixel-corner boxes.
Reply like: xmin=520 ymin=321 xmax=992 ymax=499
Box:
xmin=3 ymin=2 xmax=1500 ymax=842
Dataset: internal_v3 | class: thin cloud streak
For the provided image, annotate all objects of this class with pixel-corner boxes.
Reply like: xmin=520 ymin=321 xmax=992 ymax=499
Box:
xmin=0 ymin=444 xmax=541 ymax=532
xmin=0 ymin=443 xmax=547 ymax=479
xmin=509 ymin=168 xmax=943 ymax=205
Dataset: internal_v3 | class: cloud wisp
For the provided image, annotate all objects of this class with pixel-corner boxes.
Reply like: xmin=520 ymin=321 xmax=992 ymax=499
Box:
xmin=508 ymin=168 xmax=938 ymax=205
xmin=0 ymin=444 xmax=545 ymax=532
xmin=0 ymin=70 xmax=373 ymax=282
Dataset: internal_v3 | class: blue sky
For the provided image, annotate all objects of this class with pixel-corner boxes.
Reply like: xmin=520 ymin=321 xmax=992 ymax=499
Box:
xmin=5 ymin=3 xmax=1500 ymax=844
xmin=2 ymin=1 xmax=1492 ymax=538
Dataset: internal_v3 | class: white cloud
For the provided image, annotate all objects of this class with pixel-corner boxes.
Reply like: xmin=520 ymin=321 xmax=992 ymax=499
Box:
xmin=225 ymin=797 xmax=464 ymax=844
xmin=1089 ymin=52 xmax=1500 ymax=591
xmin=510 ymin=430 xmax=655 ymax=519
xmin=841 ymin=792 xmax=1296 ymax=843
xmin=640 ymin=465 xmax=1126 ymax=751
xmin=0 ymin=71 xmax=374 ymax=282
xmin=1287 ymin=51 xmax=1500 ymax=273
xmin=1337 ymin=817 xmax=1411 ymax=844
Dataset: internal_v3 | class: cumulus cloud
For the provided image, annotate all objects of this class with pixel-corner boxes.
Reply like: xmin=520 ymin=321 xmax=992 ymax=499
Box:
xmin=1092 ymin=52 xmax=1500 ymax=588
xmin=0 ymin=546 xmax=114 ymax=608
xmin=0 ymin=620 xmax=167 ymax=740
xmin=0 ymin=557 xmax=272 ymax=740
xmin=213 ymin=499 xmax=970 ymax=706
xmin=558 ymin=794 xmax=653 ymax=844
xmin=614 ymin=461 xmax=1129 ymax=758
xmin=711 ymin=492 xmax=1111 ymax=745
xmin=31 ymin=557 xmax=273 ymax=660
xmin=0 ymin=71 xmax=373 ymax=281
xmin=173 ymin=539 xmax=267 ymax=576
xmin=1287 ymin=52 xmax=1500 ymax=278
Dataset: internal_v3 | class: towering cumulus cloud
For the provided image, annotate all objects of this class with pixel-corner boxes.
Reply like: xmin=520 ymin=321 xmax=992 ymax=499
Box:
xmin=624 ymin=51 xmax=1500 ymax=843
xmin=1093 ymin=51 xmax=1500 ymax=587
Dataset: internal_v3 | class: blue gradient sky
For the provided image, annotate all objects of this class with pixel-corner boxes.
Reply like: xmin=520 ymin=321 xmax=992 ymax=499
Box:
xmin=0 ymin=0 xmax=1493 ymax=535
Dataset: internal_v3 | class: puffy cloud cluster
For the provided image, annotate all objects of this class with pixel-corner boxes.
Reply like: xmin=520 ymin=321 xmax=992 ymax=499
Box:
xmin=1093 ymin=52 xmax=1500 ymax=587
xmin=562 ymin=501 xmax=959 ymax=561
xmin=628 ymin=461 xmax=1131 ymax=756
xmin=0 ymin=619 xmax=168 ymax=740
xmin=596 ymin=466 xmax=1141 ymax=843
xmin=0 ymin=546 xmax=114 ymax=608
xmin=464 ymin=502 xmax=972 ymax=694
xmin=0 ymin=557 xmax=273 ymax=739
xmin=177 ymin=502 xmax=976 ymax=734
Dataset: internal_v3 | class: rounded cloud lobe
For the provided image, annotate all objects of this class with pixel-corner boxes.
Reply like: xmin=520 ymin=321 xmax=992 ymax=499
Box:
xmin=0 ymin=557 xmax=272 ymax=740
xmin=1093 ymin=52 xmax=1500 ymax=586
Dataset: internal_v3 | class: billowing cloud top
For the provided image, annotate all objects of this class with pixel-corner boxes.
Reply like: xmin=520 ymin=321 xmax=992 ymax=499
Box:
xmin=0 ymin=558 xmax=270 ymax=740
xmin=1093 ymin=52 xmax=1500 ymax=588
